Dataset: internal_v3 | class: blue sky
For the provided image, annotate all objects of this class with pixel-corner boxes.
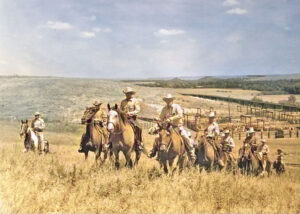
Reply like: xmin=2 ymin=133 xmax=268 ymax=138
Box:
xmin=0 ymin=0 xmax=299 ymax=78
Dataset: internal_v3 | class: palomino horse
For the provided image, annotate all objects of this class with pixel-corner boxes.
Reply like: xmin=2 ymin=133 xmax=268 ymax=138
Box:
xmin=80 ymin=106 xmax=110 ymax=163
xmin=150 ymin=122 xmax=186 ymax=174
xmin=19 ymin=120 xmax=49 ymax=153
xmin=194 ymin=134 xmax=217 ymax=172
xmin=107 ymin=104 xmax=140 ymax=169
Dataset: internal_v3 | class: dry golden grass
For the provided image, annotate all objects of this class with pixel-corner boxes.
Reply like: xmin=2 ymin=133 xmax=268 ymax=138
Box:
xmin=0 ymin=121 xmax=300 ymax=213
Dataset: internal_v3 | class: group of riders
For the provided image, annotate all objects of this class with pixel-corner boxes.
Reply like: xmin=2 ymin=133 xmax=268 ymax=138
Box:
xmin=24 ymin=86 xmax=286 ymax=174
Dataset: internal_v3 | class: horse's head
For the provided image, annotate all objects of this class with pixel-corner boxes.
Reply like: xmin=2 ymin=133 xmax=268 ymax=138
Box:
xmin=107 ymin=104 xmax=120 ymax=133
xmin=20 ymin=120 xmax=29 ymax=137
xmin=81 ymin=106 xmax=98 ymax=124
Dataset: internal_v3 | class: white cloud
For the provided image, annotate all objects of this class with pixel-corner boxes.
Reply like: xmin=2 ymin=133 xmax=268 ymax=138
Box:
xmin=89 ymin=15 xmax=96 ymax=21
xmin=80 ymin=31 xmax=96 ymax=38
xmin=154 ymin=29 xmax=185 ymax=36
xmin=44 ymin=21 xmax=73 ymax=30
xmin=0 ymin=60 xmax=8 ymax=65
xmin=223 ymin=0 xmax=239 ymax=6
xmin=92 ymin=27 xmax=112 ymax=33
xmin=160 ymin=40 xmax=169 ymax=44
xmin=226 ymin=8 xmax=248 ymax=15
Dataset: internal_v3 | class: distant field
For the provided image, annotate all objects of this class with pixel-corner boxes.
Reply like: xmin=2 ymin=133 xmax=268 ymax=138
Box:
xmin=0 ymin=121 xmax=299 ymax=213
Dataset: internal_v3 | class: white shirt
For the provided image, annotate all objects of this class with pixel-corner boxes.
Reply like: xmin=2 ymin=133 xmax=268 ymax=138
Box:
xmin=33 ymin=118 xmax=45 ymax=130
xmin=222 ymin=135 xmax=235 ymax=149
xmin=207 ymin=121 xmax=220 ymax=137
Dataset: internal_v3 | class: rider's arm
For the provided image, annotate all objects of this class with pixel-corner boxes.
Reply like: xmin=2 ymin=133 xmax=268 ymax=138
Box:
xmin=127 ymin=99 xmax=140 ymax=116
xmin=40 ymin=119 xmax=46 ymax=129
xmin=168 ymin=104 xmax=183 ymax=121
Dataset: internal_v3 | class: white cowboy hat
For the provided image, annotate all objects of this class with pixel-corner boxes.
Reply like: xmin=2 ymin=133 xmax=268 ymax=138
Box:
xmin=224 ymin=129 xmax=230 ymax=134
xmin=261 ymin=139 xmax=266 ymax=143
xmin=34 ymin=112 xmax=40 ymax=116
xmin=208 ymin=111 xmax=216 ymax=118
xmin=123 ymin=87 xmax=136 ymax=94
xmin=163 ymin=94 xmax=174 ymax=101
xmin=187 ymin=131 xmax=192 ymax=137
xmin=247 ymin=127 xmax=255 ymax=133
xmin=93 ymin=101 xmax=102 ymax=106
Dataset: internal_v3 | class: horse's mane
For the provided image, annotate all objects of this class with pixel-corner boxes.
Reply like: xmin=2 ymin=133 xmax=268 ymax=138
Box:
xmin=116 ymin=109 xmax=127 ymax=124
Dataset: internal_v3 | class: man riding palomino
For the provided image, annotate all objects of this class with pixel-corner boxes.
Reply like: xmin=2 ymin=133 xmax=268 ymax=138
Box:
xmin=240 ymin=127 xmax=258 ymax=158
xmin=220 ymin=129 xmax=235 ymax=162
xmin=120 ymin=87 xmax=144 ymax=151
xmin=203 ymin=111 xmax=225 ymax=166
xmin=148 ymin=94 xmax=196 ymax=162
xmin=31 ymin=112 xmax=45 ymax=151
xmin=78 ymin=101 xmax=109 ymax=153
xmin=257 ymin=139 xmax=270 ymax=172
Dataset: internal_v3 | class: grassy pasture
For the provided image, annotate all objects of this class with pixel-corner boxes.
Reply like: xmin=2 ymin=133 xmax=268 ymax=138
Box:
xmin=0 ymin=121 xmax=299 ymax=213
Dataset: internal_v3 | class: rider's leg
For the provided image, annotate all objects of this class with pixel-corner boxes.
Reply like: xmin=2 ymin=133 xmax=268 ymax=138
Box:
xmin=148 ymin=137 xmax=159 ymax=158
xmin=179 ymin=126 xmax=196 ymax=162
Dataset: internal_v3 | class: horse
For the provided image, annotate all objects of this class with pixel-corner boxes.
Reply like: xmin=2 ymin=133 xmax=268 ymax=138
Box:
xmin=80 ymin=106 xmax=110 ymax=163
xmin=149 ymin=122 xmax=186 ymax=174
xmin=219 ymin=149 xmax=237 ymax=173
xmin=194 ymin=133 xmax=217 ymax=172
xmin=19 ymin=120 xmax=49 ymax=153
xmin=237 ymin=146 xmax=261 ymax=176
xmin=273 ymin=160 xmax=285 ymax=175
xmin=107 ymin=104 xmax=141 ymax=169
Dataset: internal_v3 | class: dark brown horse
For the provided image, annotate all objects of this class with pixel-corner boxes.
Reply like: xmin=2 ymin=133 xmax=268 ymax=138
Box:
xmin=238 ymin=146 xmax=262 ymax=176
xmin=80 ymin=106 xmax=110 ymax=163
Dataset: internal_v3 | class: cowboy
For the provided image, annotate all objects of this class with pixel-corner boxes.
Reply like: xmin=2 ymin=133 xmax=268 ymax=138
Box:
xmin=203 ymin=112 xmax=224 ymax=166
xmin=148 ymin=94 xmax=196 ymax=162
xmin=78 ymin=101 xmax=108 ymax=153
xmin=31 ymin=112 xmax=46 ymax=148
xmin=205 ymin=111 xmax=220 ymax=137
xmin=242 ymin=127 xmax=258 ymax=155
xmin=120 ymin=87 xmax=144 ymax=151
xmin=257 ymin=139 xmax=270 ymax=171
xmin=220 ymin=129 xmax=235 ymax=162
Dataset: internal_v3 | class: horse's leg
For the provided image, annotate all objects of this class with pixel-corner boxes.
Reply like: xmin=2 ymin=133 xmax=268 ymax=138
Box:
xmin=95 ymin=146 xmax=101 ymax=165
xmin=124 ymin=150 xmax=133 ymax=168
xmin=134 ymin=150 xmax=141 ymax=166
xmin=114 ymin=150 xmax=120 ymax=169
xmin=84 ymin=151 xmax=89 ymax=160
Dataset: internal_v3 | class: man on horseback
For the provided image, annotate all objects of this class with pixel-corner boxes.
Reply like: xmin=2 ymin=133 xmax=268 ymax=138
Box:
xmin=120 ymin=87 xmax=144 ymax=151
xmin=257 ymin=139 xmax=270 ymax=172
xmin=203 ymin=111 xmax=225 ymax=166
xmin=148 ymin=94 xmax=196 ymax=162
xmin=240 ymin=127 xmax=258 ymax=159
xmin=220 ymin=129 xmax=235 ymax=163
xmin=31 ymin=112 xmax=45 ymax=147
xmin=78 ymin=101 xmax=109 ymax=153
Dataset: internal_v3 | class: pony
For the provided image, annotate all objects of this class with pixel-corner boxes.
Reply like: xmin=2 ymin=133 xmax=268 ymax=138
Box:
xmin=107 ymin=104 xmax=141 ymax=169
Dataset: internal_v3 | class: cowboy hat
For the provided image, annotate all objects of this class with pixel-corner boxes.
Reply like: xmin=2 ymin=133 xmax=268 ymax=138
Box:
xmin=208 ymin=111 xmax=216 ymax=118
xmin=224 ymin=129 xmax=230 ymax=134
xmin=163 ymin=94 xmax=174 ymax=101
xmin=34 ymin=112 xmax=40 ymax=116
xmin=247 ymin=127 xmax=255 ymax=133
xmin=93 ymin=101 xmax=102 ymax=106
xmin=261 ymin=139 xmax=266 ymax=143
xmin=206 ymin=133 xmax=214 ymax=138
xmin=123 ymin=87 xmax=136 ymax=94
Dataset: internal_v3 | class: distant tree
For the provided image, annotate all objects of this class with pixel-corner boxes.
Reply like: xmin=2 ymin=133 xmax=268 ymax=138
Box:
xmin=252 ymin=95 xmax=263 ymax=102
xmin=288 ymin=95 xmax=296 ymax=104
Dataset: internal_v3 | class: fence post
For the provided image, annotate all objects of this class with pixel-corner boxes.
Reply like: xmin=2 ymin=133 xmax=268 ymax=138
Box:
xmin=268 ymin=131 xmax=270 ymax=139
xmin=239 ymin=132 xmax=241 ymax=140
xmin=289 ymin=130 xmax=292 ymax=138
xmin=297 ymin=130 xmax=299 ymax=138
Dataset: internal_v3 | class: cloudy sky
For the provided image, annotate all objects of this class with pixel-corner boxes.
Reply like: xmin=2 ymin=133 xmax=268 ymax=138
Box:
xmin=0 ymin=0 xmax=299 ymax=78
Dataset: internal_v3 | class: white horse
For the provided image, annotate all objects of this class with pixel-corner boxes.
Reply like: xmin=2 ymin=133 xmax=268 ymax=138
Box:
xmin=20 ymin=120 xmax=48 ymax=153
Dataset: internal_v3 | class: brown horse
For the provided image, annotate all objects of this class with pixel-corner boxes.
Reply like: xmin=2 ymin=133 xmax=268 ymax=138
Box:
xmin=151 ymin=122 xmax=186 ymax=174
xmin=238 ymin=146 xmax=262 ymax=176
xmin=194 ymin=134 xmax=216 ymax=172
xmin=107 ymin=104 xmax=140 ymax=169
xmin=80 ymin=106 xmax=110 ymax=163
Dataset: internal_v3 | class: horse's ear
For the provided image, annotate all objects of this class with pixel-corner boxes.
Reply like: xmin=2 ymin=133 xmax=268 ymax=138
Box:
xmin=107 ymin=104 xmax=111 ymax=111
xmin=21 ymin=120 xmax=24 ymax=123
xmin=115 ymin=104 xmax=118 ymax=110
xmin=25 ymin=120 xmax=28 ymax=123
